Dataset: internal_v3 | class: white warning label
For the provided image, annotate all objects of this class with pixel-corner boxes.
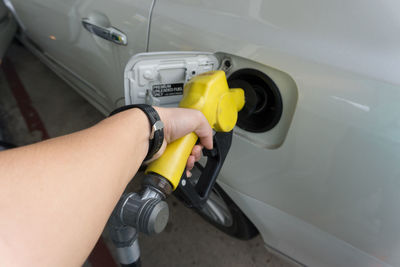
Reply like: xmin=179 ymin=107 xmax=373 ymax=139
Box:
xmin=152 ymin=83 xmax=184 ymax=97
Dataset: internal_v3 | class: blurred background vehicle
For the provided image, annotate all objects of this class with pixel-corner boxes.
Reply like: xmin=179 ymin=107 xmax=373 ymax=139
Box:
xmin=0 ymin=0 xmax=16 ymax=59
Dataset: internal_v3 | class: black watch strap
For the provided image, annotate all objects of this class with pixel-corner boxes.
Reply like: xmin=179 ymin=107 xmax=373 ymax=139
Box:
xmin=109 ymin=104 xmax=164 ymax=161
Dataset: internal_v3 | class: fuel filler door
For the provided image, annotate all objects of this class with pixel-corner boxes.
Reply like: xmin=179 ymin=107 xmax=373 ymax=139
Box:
xmin=124 ymin=52 xmax=219 ymax=106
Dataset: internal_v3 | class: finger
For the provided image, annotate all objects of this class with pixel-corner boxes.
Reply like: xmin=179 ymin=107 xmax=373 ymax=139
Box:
xmin=193 ymin=112 xmax=213 ymax=150
xmin=186 ymin=155 xmax=195 ymax=171
xmin=191 ymin=145 xmax=203 ymax=161
xmin=186 ymin=170 xmax=192 ymax=178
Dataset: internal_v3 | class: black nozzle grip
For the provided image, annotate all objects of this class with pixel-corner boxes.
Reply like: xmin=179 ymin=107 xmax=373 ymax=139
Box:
xmin=174 ymin=131 xmax=233 ymax=209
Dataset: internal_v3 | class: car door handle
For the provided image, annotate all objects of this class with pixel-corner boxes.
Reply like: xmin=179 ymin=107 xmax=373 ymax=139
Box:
xmin=82 ymin=18 xmax=127 ymax=45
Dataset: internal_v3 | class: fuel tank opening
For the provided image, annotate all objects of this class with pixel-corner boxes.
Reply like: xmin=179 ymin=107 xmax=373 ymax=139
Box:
xmin=228 ymin=69 xmax=283 ymax=133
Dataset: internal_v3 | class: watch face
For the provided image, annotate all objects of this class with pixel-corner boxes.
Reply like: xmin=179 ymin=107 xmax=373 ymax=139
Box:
xmin=150 ymin=121 xmax=164 ymax=140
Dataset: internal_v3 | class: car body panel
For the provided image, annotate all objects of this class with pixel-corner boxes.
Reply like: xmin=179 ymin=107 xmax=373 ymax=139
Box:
xmin=9 ymin=0 xmax=153 ymax=113
xmin=0 ymin=1 xmax=16 ymax=59
xmin=149 ymin=1 xmax=400 ymax=266
xmin=220 ymin=182 xmax=389 ymax=267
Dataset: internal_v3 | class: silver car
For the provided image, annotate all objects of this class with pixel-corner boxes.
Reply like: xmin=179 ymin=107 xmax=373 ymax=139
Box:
xmin=2 ymin=1 xmax=400 ymax=266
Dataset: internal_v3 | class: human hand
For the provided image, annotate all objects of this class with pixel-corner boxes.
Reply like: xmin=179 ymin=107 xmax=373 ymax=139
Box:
xmin=150 ymin=107 xmax=213 ymax=177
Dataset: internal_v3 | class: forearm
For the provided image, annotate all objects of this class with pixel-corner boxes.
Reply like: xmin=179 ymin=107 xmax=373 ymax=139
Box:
xmin=0 ymin=109 xmax=149 ymax=266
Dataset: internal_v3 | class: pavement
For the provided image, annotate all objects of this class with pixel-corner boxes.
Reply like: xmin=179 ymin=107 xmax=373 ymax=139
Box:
xmin=0 ymin=42 xmax=293 ymax=267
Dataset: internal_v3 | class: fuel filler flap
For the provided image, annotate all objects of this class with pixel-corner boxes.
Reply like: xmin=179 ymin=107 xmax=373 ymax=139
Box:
xmin=124 ymin=52 xmax=220 ymax=107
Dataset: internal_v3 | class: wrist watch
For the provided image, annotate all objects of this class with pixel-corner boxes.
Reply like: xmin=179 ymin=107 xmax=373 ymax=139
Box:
xmin=109 ymin=104 xmax=164 ymax=161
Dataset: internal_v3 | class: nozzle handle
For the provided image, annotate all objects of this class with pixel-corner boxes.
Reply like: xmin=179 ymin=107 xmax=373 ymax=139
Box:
xmin=174 ymin=131 xmax=233 ymax=209
xmin=144 ymin=71 xmax=244 ymax=192
xmin=145 ymin=133 xmax=198 ymax=189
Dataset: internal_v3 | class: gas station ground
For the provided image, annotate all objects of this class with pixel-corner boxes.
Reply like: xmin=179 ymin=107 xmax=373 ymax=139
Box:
xmin=0 ymin=42 xmax=293 ymax=267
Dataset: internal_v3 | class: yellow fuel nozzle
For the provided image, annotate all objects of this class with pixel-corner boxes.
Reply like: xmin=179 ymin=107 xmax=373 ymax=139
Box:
xmin=145 ymin=70 xmax=245 ymax=190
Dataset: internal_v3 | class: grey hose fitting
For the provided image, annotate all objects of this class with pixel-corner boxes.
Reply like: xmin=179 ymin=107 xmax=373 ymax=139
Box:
xmin=108 ymin=175 xmax=172 ymax=267
xmin=118 ymin=192 xmax=169 ymax=235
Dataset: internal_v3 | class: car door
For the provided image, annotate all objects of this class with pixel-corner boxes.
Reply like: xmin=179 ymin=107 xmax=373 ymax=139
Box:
xmin=147 ymin=1 xmax=400 ymax=267
xmin=0 ymin=1 xmax=16 ymax=59
xmin=8 ymin=0 xmax=152 ymax=114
